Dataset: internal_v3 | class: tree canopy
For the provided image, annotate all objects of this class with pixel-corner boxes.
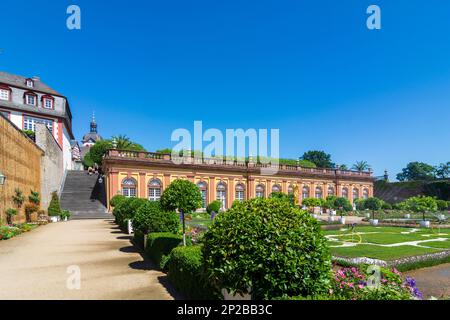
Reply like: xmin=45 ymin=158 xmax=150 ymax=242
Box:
xmin=301 ymin=150 xmax=334 ymax=168
xmin=160 ymin=179 xmax=202 ymax=213
xmin=396 ymin=162 xmax=436 ymax=181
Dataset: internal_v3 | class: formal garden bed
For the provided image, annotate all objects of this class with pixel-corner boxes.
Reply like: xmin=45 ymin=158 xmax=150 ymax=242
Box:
xmin=326 ymin=225 xmax=450 ymax=271
xmin=109 ymin=182 xmax=430 ymax=300
xmin=0 ymin=223 xmax=38 ymax=240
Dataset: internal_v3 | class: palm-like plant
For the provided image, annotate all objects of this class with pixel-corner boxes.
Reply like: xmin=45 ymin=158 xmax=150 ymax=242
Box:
xmin=111 ymin=135 xmax=132 ymax=150
xmin=352 ymin=161 xmax=371 ymax=172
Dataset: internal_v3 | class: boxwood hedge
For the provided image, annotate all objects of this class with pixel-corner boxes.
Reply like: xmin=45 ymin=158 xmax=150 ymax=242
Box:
xmin=202 ymin=197 xmax=332 ymax=300
xmin=145 ymin=232 xmax=183 ymax=269
xmin=167 ymin=245 xmax=219 ymax=299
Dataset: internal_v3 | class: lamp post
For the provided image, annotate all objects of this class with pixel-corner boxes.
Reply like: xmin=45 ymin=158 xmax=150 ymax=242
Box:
xmin=0 ymin=171 xmax=6 ymax=185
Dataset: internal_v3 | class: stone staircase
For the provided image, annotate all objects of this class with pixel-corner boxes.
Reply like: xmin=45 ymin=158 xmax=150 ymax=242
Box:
xmin=60 ymin=170 xmax=111 ymax=219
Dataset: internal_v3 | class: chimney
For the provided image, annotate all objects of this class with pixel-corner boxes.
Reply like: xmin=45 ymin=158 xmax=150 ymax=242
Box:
xmin=32 ymin=76 xmax=40 ymax=82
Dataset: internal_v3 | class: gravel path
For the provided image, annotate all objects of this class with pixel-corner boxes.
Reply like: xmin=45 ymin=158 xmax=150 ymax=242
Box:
xmin=0 ymin=219 xmax=178 ymax=300
xmin=405 ymin=263 xmax=450 ymax=298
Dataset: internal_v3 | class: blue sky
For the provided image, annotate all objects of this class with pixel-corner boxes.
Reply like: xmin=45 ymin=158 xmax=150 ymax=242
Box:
xmin=1 ymin=0 xmax=450 ymax=178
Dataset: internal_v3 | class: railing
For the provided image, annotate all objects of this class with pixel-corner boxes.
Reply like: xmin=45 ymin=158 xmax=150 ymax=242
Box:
xmin=105 ymin=149 xmax=373 ymax=177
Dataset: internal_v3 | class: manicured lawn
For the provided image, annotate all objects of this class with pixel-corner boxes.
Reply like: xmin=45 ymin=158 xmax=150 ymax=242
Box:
xmin=325 ymin=226 xmax=450 ymax=261
xmin=186 ymin=213 xmax=213 ymax=229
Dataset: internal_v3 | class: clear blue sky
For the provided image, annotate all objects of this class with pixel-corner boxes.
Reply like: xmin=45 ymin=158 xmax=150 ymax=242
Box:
xmin=1 ymin=0 xmax=450 ymax=178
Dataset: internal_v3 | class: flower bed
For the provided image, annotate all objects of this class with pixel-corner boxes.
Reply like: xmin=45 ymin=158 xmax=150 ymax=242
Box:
xmin=0 ymin=223 xmax=38 ymax=240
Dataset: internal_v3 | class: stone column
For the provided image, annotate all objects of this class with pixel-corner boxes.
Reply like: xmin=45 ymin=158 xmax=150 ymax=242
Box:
xmin=248 ymin=177 xmax=255 ymax=199
xmin=163 ymin=173 xmax=171 ymax=191
xmin=227 ymin=178 xmax=234 ymax=208
xmin=209 ymin=176 xmax=216 ymax=204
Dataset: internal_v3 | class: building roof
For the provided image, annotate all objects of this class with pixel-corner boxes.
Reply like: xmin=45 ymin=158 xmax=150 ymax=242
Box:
xmin=0 ymin=71 xmax=62 ymax=96
xmin=82 ymin=132 xmax=102 ymax=143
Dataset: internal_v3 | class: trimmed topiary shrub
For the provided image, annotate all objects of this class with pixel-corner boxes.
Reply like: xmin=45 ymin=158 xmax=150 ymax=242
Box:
xmin=145 ymin=232 xmax=183 ymax=269
xmin=47 ymin=191 xmax=62 ymax=217
xmin=110 ymin=194 xmax=126 ymax=208
xmin=113 ymin=197 xmax=148 ymax=229
xmin=132 ymin=201 xmax=180 ymax=234
xmin=206 ymin=200 xmax=221 ymax=214
xmin=202 ymin=197 xmax=332 ymax=300
xmin=168 ymin=245 xmax=218 ymax=299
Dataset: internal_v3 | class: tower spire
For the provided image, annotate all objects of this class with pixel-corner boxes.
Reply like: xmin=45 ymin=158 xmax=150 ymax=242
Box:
xmin=90 ymin=111 xmax=97 ymax=133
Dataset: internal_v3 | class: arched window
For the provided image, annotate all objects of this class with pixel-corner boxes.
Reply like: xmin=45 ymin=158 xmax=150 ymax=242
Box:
xmin=148 ymin=179 xmax=162 ymax=201
xmin=327 ymin=186 xmax=335 ymax=197
xmin=197 ymin=181 xmax=208 ymax=208
xmin=342 ymin=187 xmax=349 ymax=199
xmin=216 ymin=182 xmax=227 ymax=209
xmin=255 ymin=184 xmax=265 ymax=198
xmin=352 ymin=188 xmax=360 ymax=202
xmin=363 ymin=188 xmax=369 ymax=199
xmin=287 ymin=185 xmax=294 ymax=194
xmin=302 ymin=186 xmax=310 ymax=199
xmin=315 ymin=186 xmax=323 ymax=199
xmin=122 ymin=178 xmax=137 ymax=198
xmin=272 ymin=184 xmax=281 ymax=193
xmin=235 ymin=183 xmax=245 ymax=202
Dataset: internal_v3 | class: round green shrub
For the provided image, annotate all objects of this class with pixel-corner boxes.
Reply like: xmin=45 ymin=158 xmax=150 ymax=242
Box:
xmin=132 ymin=201 xmax=180 ymax=234
xmin=202 ymin=197 xmax=332 ymax=299
xmin=206 ymin=200 xmax=221 ymax=214
xmin=160 ymin=179 xmax=202 ymax=213
xmin=110 ymin=195 xmax=126 ymax=207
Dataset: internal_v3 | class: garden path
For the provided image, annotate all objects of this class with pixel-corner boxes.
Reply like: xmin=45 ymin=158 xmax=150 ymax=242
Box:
xmin=406 ymin=263 xmax=450 ymax=298
xmin=0 ymin=219 xmax=178 ymax=300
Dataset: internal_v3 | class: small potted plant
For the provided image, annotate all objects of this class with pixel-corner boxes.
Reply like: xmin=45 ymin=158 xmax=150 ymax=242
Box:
xmin=60 ymin=210 xmax=71 ymax=222
xmin=6 ymin=208 xmax=18 ymax=225
xmin=47 ymin=191 xmax=62 ymax=223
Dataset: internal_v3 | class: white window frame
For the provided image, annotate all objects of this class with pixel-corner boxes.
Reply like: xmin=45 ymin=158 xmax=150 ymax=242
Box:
xmin=148 ymin=179 xmax=162 ymax=201
xmin=26 ymin=94 xmax=36 ymax=106
xmin=26 ymin=79 xmax=34 ymax=88
xmin=0 ymin=89 xmax=9 ymax=101
xmin=23 ymin=116 xmax=53 ymax=132
xmin=235 ymin=184 xmax=245 ymax=202
xmin=44 ymin=98 xmax=53 ymax=109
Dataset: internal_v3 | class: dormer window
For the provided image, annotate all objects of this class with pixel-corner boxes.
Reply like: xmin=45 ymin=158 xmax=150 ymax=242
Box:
xmin=0 ymin=85 xmax=11 ymax=101
xmin=26 ymin=79 xmax=34 ymax=88
xmin=42 ymin=95 xmax=55 ymax=109
xmin=24 ymin=92 xmax=37 ymax=106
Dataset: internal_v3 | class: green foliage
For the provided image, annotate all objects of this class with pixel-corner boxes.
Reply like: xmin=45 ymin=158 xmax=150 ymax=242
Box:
xmin=400 ymin=196 xmax=438 ymax=213
xmin=397 ymin=162 xmax=436 ymax=181
xmin=435 ymin=162 xmax=450 ymax=179
xmin=82 ymin=150 xmax=94 ymax=168
xmin=202 ymin=197 xmax=332 ymax=299
xmin=110 ymin=194 xmax=126 ymax=207
xmin=302 ymin=197 xmax=323 ymax=208
xmin=352 ymin=161 xmax=371 ymax=172
xmin=47 ymin=191 xmax=62 ymax=217
xmin=436 ymin=199 xmax=449 ymax=211
xmin=423 ymin=181 xmax=450 ymax=201
xmin=28 ymin=190 xmax=40 ymax=205
xmin=160 ymin=179 xmax=202 ymax=214
xmin=325 ymin=196 xmax=352 ymax=212
xmin=112 ymin=134 xmax=146 ymax=151
xmin=12 ymin=188 xmax=25 ymax=208
xmin=297 ymin=159 xmax=317 ymax=168
xmin=354 ymin=198 xmax=366 ymax=210
xmin=113 ymin=197 xmax=147 ymax=228
xmin=206 ymin=200 xmax=221 ymax=214
xmin=364 ymin=197 xmax=384 ymax=211
xmin=382 ymin=202 xmax=393 ymax=210
xmin=270 ymin=192 xmax=295 ymax=206
xmin=168 ymin=245 xmax=218 ymax=299
xmin=145 ymin=232 xmax=183 ymax=269
xmin=22 ymin=130 xmax=35 ymax=140
xmin=132 ymin=201 xmax=180 ymax=234
xmin=89 ymin=140 xmax=113 ymax=166
xmin=60 ymin=210 xmax=71 ymax=220
xmin=301 ymin=150 xmax=334 ymax=168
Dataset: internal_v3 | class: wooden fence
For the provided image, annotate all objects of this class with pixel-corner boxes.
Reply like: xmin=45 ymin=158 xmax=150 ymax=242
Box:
xmin=0 ymin=114 xmax=43 ymax=224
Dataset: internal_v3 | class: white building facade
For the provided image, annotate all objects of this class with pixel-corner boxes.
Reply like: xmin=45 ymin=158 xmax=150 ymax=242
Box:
xmin=0 ymin=71 xmax=76 ymax=171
